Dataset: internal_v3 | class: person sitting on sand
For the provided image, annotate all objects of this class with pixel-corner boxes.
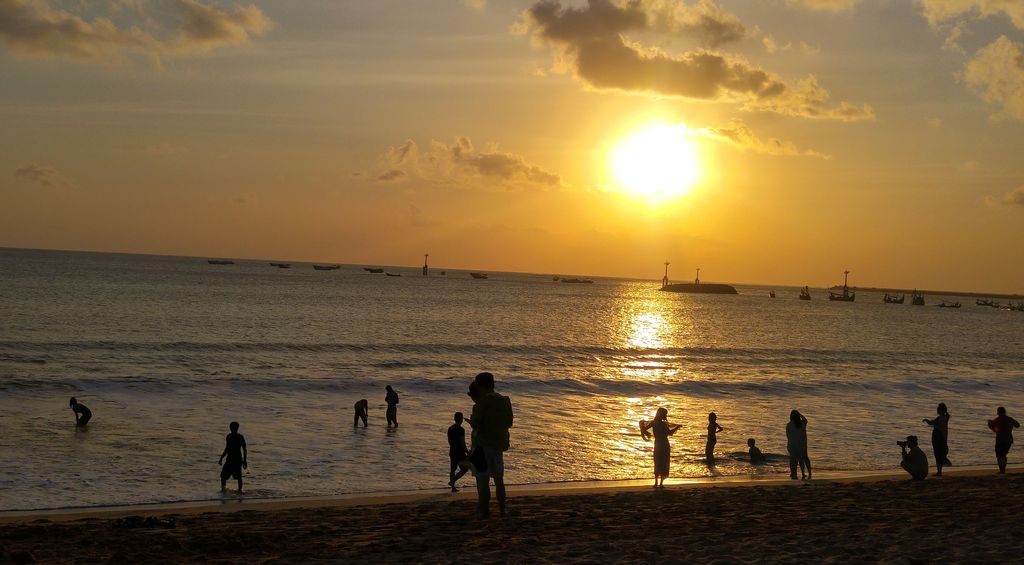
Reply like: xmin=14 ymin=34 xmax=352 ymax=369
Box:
xmin=469 ymin=372 xmax=513 ymax=518
xmin=786 ymin=410 xmax=812 ymax=480
xmin=219 ymin=421 xmax=248 ymax=493
xmin=923 ymin=402 xmax=951 ymax=476
xmin=385 ymin=385 xmax=399 ymax=428
xmin=988 ymin=406 xmax=1020 ymax=474
xmin=354 ymin=399 xmax=369 ymax=427
xmin=899 ymin=435 xmax=929 ymax=481
xmin=448 ymin=412 xmax=470 ymax=491
xmin=748 ymin=438 xmax=766 ymax=465
xmin=706 ymin=412 xmax=723 ymax=464
xmin=69 ymin=397 xmax=91 ymax=427
xmin=640 ymin=408 xmax=682 ymax=488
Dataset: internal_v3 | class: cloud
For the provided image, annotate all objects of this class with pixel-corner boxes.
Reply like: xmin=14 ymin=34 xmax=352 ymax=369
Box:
xmin=377 ymin=169 xmax=407 ymax=182
xmin=378 ymin=137 xmax=562 ymax=189
xmin=964 ymin=36 xmax=1024 ymax=120
xmin=997 ymin=186 xmax=1024 ymax=206
xmin=13 ymin=163 xmax=70 ymax=187
xmin=762 ymin=35 xmax=819 ymax=55
xmin=463 ymin=0 xmax=487 ymax=9
xmin=786 ymin=0 xmax=860 ymax=11
xmin=694 ymin=120 xmax=831 ymax=158
xmin=918 ymin=0 xmax=1024 ymax=29
xmin=639 ymin=0 xmax=747 ymax=47
xmin=520 ymin=0 xmax=874 ymax=121
xmin=0 ymin=0 xmax=272 ymax=62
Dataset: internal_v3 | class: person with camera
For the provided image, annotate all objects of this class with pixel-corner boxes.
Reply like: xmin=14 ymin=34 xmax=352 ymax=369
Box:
xmin=899 ymin=435 xmax=929 ymax=481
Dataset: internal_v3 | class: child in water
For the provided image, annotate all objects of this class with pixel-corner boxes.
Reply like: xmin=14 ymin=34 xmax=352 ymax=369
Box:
xmin=706 ymin=412 xmax=723 ymax=464
xmin=748 ymin=438 xmax=766 ymax=464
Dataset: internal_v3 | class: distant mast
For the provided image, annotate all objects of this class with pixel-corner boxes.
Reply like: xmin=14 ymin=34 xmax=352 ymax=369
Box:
xmin=423 ymin=253 xmax=429 ymax=277
xmin=843 ymin=269 xmax=849 ymax=292
xmin=695 ymin=267 xmax=700 ymax=285
xmin=662 ymin=261 xmax=670 ymax=288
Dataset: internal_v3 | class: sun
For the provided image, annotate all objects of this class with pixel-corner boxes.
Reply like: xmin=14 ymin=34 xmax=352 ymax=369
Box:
xmin=611 ymin=124 xmax=701 ymax=198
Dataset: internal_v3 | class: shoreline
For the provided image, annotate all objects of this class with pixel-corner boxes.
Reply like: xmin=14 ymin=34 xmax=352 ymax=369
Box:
xmin=1 ymin=465 xmax=1014 ymax=525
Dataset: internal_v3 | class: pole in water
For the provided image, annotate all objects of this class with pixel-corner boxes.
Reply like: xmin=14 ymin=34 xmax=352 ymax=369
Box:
xmin=423 ymin=253 xmax=429 ymax=276
xmin=695 ymin=267 xmax=700 ymax=285
xmin=662 ymin=261 xmax=670 ymax=288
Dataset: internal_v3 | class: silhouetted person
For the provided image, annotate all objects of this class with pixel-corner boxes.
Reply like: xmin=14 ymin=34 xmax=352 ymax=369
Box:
xmin=640 ymin=407 xmax=681 ymax=488
xmin=706 ymin=412 xmax=723 ymax=464
xmin=469 ymin=372 xmax=513 ymax=518
xmin=385 ymin=385 xmax=399 ymax=428
xmin=748 ymin=438 xmax=766 ymax=465
xmin=923 ymin=402 xmax=951 ymax=476
xmin=448 ymin=412 xmax=470 ymax=491
xmin=899 ymin=435 xmax=929 ymax=481
xmin=69 ymin=397 xmax=91 ymax=427
xmin=988 ymin=406 xmax=1020 ymax=474
xmin=219 ymin=421 xmax=247 ymax=493
xmin=354 ymin=399 xmax=368 ymax=427
xmin=786 ymin=410 xmax=811 ymax=480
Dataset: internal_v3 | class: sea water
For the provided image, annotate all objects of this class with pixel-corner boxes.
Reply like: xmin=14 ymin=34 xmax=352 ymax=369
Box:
xmin=1 ymin=248 xmax=1022 ymax=511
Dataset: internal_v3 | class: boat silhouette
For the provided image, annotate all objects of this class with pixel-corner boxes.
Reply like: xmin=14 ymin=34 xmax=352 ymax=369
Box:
xmin=470 ymin=272 xmax=488 ymax=279
xmin=828 ymin=270 xmax=855 ymax=302
xmin=659 ymin=265 xmax=737 ymax=294
xmin=799 ymin=286 xmax=811 ymax=300
xmin=883 ymin=293 xmax=904 ymax=304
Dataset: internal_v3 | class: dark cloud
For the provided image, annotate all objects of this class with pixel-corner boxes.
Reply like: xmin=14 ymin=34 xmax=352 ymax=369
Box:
xmin=378 ymin=137 xmax=562 ymax=189
xmin=377 ymin=169 xmax=407 ymax=182
xmin=521 ymin=0 xmax=873 ymax=121
xmin=14 ymin=163 xmax=70 ymax=187
xmin=0 ymin=0 xmax=271 ymax=61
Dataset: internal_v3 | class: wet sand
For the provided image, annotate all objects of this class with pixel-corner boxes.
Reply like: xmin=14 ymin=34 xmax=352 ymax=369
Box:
xmin=2 ymin=470 xmax=1021 ymax=563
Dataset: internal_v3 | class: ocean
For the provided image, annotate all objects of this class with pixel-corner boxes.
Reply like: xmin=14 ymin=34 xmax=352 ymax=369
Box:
xmin=1 ymin=247 xmax=1022 ymax=511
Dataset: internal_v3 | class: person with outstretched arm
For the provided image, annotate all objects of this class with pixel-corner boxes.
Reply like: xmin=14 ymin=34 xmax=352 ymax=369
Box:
xmin=219 ymin=421 xmax=248 ymax=493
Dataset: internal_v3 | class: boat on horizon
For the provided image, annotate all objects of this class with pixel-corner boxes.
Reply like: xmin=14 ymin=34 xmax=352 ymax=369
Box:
xmin=937 ymin=301 xmax=961 ymax=308
xmin=799 ymin=286 xmax=811 ymax=300
xmin=883 ymin=293 xmax=904 ymax=304
xmin=828 ymin=270 xmax=855 ymax=302
xmin=470 ymin=272 xmax=488 ymax=279
xmin=270 ymin=262 xmax=291 ymax=269
xmin=363 ymin=267 xmax=384 ymax=274
xmin=659 ymin=265 xmax=737 ymax=295
xmin=769 ymin=290 xmax=776 ymax=298
xmin=911 ymin=290 xmax=925 ymax=306
xmin=561 ymin=278 xmax=593 ymax=284
xmin=313 ymin=265 xmax=340 ymax=271
xmin=976 ymin=298 xmax=999 ymax=307
xmin=207 ymin=259 xmax=234 ymax=265
xmin=385 ymin=272 xmax=401 ymax=277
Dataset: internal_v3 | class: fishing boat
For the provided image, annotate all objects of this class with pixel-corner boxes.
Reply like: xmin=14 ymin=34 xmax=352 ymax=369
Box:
xmin=659 ymin=266 xmax=737 ymax=295
xmin=937 ymin=301 xmax=961 ymax=309
xmin=769 ymin=290 xmax=776 ymax=298
xmin=470 ymin=272 xmax=488 ymax=279
xmin=828 ymin=270 xmax=855 ymax=302
xmin=207 ymin=259 xmax=234 ymax=265
xmin=976 ymin=298 xmax=999 ymax=307
xmin=561 ymin=278 xmax=594 ymax=284
xmin=799 ymin=286 xmax=811 ymax=301
xmin=363 ymin=267 xmax=384 ymax=273
xmin=911 ymin=290 xmax=925 ymax=306
xmin=313 ymin=265 xmax=340 ymax=271
xmin=883 ymin=293 xmax=904 ymax=304
xmin=270 ymin=262 xmax=291 ymax=269
xmin=385 ymin=272 xmax=401 ymax=277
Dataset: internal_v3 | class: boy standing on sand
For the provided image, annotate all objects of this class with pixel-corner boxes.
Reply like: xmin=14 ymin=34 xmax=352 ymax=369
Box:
xmin=447 ymin=412 xmax=470 ymax=491
xmin=219 ymin=421 xmax=248 ymax=493
xmin=469 ymin=372 xmax=513 ymax=518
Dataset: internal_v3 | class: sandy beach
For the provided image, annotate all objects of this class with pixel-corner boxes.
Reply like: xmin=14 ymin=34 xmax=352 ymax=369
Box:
xmin=2 ymin=469 xmax=1022 ymax=563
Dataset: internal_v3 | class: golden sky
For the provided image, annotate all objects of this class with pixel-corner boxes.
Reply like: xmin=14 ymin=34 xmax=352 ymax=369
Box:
xmin=1 ymin=0 xmax=1023 ymax=292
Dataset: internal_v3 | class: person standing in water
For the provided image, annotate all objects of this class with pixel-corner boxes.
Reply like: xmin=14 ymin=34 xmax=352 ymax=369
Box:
xmin=988 ymin=406 xmax=1020 ymax=474
xmin=353 ymin=399 xmax=369 ymax=427
xmin=69 ymin=397 xmax=91 ymax=427
xmin=923 ymin=403 xmax=951 ymax=476
xmin=706 ymin=412 xmax=723 ymax=464
xmin=640 ymin=407 xmax=681 ymax=488
xmin=786 ymin=410 xmax=812 ymax=480
xmin=447 ymin=412 xmax=470 ymax=491
xmin=385 ymin=385 xmax=399 ymax=428
xmin=218 ymin=421 xmax=247 ymax=493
